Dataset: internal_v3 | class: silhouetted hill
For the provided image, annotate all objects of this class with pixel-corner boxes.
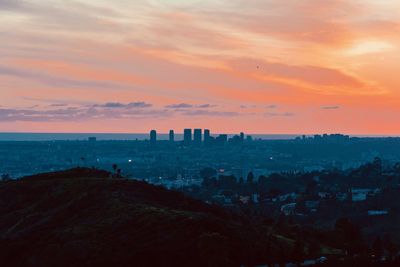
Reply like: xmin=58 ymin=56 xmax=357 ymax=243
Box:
xmin=0 ymin=168 xmax=290 ymax=267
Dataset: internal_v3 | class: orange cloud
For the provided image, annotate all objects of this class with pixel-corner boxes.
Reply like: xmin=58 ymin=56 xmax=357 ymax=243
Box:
xmin=1 ymin=0 xmax=400 ymax=134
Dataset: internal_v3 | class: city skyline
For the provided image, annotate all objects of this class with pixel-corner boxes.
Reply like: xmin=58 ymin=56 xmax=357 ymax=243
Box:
xmin=1 ymin=0 xmax=400 ymax=134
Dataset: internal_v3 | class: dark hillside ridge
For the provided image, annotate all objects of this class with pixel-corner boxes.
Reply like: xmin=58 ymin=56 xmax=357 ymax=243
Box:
xmin=22 ymin=167 xmax=111 ymax=180
xmin=0 ymin=168 xmax=281 ymax=267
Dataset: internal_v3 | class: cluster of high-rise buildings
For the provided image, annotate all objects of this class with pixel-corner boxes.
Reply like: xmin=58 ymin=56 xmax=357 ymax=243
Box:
xmin=149 ymin=129 xmax=247 ymax=146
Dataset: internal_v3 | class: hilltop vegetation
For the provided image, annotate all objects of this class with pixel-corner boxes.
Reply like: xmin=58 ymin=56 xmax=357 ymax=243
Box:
xmin=0 ymin=168 xmax=308 ymax=267
xmin=2 ymin=168 xmax=400 ymax=266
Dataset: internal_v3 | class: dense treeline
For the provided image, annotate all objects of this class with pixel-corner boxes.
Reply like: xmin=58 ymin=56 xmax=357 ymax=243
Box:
xmin=181 ymin=159 xmax=400 ymax=265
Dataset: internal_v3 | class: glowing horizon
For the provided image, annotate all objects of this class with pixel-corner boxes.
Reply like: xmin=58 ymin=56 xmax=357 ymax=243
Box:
xmin=1 ymin=0 xmax=400 ymax=134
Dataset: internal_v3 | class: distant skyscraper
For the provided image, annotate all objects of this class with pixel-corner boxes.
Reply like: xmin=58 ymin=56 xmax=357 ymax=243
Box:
xmin=169 ymin=130 xmax=175 ymax=143
xmin=204 ymin=129 xmax=210 ymax=144
xmin=240 ymin=132 xmax=245 ymax=143
xmin=183 ymin=129 xmax=192 ymax=146
xmin=150 ymin=130 xmax=157 ymax=145
xmin=194 ymin=129 xmax=202 ymax=145
xmin=216 ymin=134 xmax=228 ymax=145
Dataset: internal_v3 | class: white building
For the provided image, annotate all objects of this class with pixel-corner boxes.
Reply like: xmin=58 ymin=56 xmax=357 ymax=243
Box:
xmin=368 ymin=210 xmax=389 ymax=216
xmin=351 ymin=188 xmax=380 ymax=202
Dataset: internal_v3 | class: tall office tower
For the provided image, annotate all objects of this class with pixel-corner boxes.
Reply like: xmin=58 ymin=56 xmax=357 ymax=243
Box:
xmin=240 ymin=132 xmax=245 ymax=143
xmin=193 ymin=129 xmax=202 ymax=145
xmin=183 ymin=129 xmax=192 ymax=146
xmin=150 ymin=130 xmax=157 ymax=145
xmin=216 ymin=134 xmax=228 ymax=145
xmin=204 ymin=129 xmax=210 ymax=144
xmin=169 ymin=130 xmax=175 ymax=143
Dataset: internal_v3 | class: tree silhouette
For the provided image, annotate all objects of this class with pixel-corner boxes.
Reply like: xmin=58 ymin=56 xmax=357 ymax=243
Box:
xmin=112 ymin=164 xmax=118 ymax=178
xmin=372 ymin=237 xmax=383 ymax=260
xmin=291 ymin=240 xmax=305 ymax=266
xmin=383 ymin=235 xmax=397 ymax=261
xmin=198 ymin=232 xmax=231 ymax=267
xmin=80 ymin=157 xmax=86 ymax=167
xmin=200 ymin=167 xmax=217 ymax=180
xmin=1 ymin=173 xmax=11 ymax=181
xmin=308 ymin=241 xmax=321 ymax=258
xmin=334 ymin=217 xmax=364 ymax=255
xmin=247 ymin=171 xmax=254 ymax=184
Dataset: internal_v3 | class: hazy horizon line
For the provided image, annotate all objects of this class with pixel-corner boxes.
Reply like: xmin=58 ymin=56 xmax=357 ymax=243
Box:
xmin=0 ymin=131 xmax=399 ymax=137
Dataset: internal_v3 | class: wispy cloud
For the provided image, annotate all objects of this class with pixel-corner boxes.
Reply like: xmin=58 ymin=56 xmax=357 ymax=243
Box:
xmin=197 ymin=104 xmax=217 ymax=108
xmin=265 ymin=112 xmax=295 ymax=117
xmin=0 ymin=0 xmax=22 ymax=10
xmin=164 ymin=103 xmax=218 ymax=109
xmin=266 ymin=104 xmax=277 ymax=109
xmin=165 ymin=103 xmax=193 ymax=109
xmin=0 ymin=102 xmax=241 ymax=122
xmin=49 ymin=103 xmax=68 ymax=107
xmin=240 ymin=105 xmax=257 ymax=109
xmin=0 ymin=106 xmax=168 ymax=122
xmin=321 ymin=105 xmax=340 ymax=110
xmin=0 ymin=65 xmax=125 ymax=90
xmin=93 ymin=102 xmax=152 ymax=108
xmin=181 ymin=110 xmax=240 ymax=117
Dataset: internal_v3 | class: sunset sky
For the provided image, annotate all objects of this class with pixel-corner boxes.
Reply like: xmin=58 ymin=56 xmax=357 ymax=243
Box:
xmin=1 ymin=0 xmax=400 ymax=134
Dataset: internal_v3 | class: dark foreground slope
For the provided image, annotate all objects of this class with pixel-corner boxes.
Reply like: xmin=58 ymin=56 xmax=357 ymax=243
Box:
xmin=0 ymin=168 xmax=289 ymax=267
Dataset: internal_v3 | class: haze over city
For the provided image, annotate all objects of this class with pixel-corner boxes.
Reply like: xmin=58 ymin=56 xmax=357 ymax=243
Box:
xmin=1 ymin=0 xmax=400 ymax=134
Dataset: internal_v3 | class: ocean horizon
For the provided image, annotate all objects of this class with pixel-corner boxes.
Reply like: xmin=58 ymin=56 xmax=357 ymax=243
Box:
xmin=0 ymin=132 xmax=397 ymax=141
